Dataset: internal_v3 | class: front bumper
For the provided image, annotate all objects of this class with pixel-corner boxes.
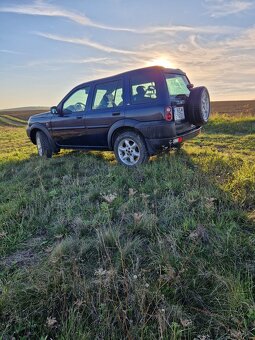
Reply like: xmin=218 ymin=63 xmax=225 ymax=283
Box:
xmin=26 ymin=126 xmax=31 ymax=138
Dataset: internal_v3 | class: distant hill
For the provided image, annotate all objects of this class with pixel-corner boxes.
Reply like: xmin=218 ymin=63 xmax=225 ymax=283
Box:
xmin=0 ymin=107 xmax=49 ymax=120
xmin=0 ymin=106 xmax=49 ymax=112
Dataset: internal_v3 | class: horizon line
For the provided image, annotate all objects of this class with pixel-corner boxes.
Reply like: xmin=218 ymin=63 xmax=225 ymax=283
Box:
xmin=1 ymin=98 xmax=255 ymax=111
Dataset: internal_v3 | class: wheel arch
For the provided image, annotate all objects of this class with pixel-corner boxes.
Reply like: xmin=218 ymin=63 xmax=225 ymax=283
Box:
xmin=30 ymin=124 xmax=57 ymax=151
xmin=107 ymin=119 xmax=144 ymax=150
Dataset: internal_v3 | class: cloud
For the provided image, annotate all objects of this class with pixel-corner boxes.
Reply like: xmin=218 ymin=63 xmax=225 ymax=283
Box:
xmin=1 ymin=0 xmax=254 ymax=101
xmin=21 ymin=57 xmax=114 ymax=68
xmin=0 ymin=49 xmax=23 ymax=54
xmin=204 ymin=0 xmax=254 ymax=17
xmin=0 ymin=0 xmax=154 ymax=32
xmin=0 ymin=0 xmax=98 ymax=27
xmin=0 ymin=0 xmax=236 ymax=35
xmin=140 ymin=25 xmax=235 ymax=35
xmin=165 ymin=28 xmax=255 ymax=100
xmin=34 ymin=26 xmax=255 ymax=101
xmin=223 ymin=27 xmax=255 ymax=49
xmin=35 ymin=32 xmax=139 ymax=55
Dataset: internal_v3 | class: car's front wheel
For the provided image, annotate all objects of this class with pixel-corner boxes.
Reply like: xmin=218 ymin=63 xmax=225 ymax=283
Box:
xmin=114 ymin=131 xmax=149 ymax=166
xmin=36 ymin=131 xmax=53 ymax=158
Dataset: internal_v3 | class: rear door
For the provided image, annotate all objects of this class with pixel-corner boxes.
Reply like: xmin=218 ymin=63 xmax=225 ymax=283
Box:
xmin=125 ymin=71 xmax=165 ymax=122
xmin=50 ymin=86 xmax=90 ymax=147
xmin=164 ymin=73 xmax=196 ymax=134
xmin=164 ymin=73 xmax=190 ymax=123
xmin=83 ymin=79 xmax=124 ymax=147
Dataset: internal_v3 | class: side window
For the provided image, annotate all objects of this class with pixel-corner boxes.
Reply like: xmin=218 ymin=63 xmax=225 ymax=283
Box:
xmin=130 ymin=75 xmax=158 ymax=104
xmin=63 ymin=87 xmax=90 ymax=113
xmin=92 ymin=80 xmax=123 ymax=110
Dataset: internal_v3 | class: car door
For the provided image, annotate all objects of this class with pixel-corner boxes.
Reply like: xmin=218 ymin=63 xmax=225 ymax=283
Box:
xmin=50 ymin=86 xmax=90 ymax=147
xmin=83 ymin=79 xmax=124 ymax=147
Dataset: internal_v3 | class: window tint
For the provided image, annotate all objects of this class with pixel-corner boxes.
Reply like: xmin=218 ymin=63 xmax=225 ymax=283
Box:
xmin=92 ymin=80 xmax=123 ymax=109
xmin=63 ymin=87 xmax=90 ymax=113
xmin=130 ymin=75 xmax=158 ymax=104
xmin=165 ymin=74 xmax=190 ymax=97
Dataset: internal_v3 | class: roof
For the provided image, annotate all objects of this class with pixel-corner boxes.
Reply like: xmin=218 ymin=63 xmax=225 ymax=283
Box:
xmin=77 ymin=65 xmax=185 ymax=89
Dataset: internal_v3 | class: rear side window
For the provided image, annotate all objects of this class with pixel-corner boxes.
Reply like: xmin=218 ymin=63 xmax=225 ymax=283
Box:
xmin=130 ymin=75 xmax=158 ymax=104
xmin=165 ymin=73 xmax=190 ymax=97
xmin=92 ymin=80 xmax=123 ymax=109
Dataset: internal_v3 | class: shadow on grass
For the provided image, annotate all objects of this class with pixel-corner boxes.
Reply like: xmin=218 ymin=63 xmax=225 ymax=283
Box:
xmin=0 ymin=136 xmax=255 ymax=339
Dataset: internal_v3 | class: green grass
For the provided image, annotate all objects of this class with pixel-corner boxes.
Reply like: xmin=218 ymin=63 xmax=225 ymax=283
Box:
xmin=0 ymin=114 xmax=254 ymax=339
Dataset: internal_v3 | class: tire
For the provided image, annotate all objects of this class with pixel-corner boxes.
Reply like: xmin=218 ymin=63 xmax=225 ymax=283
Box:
xmin=53 ymin=148 xmax=61 ymax=155
xmin=114 ymin=131 xmax=149 ymax=166
xmin=36 ymin=131 xmax=53 ymax=158
xmin=187 ymin=86 xmax=210 ymax=125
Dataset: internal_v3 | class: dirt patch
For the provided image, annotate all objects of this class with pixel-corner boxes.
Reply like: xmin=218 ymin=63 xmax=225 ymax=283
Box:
xmin=0 ymin=116 xmax=26 ymax=126
xmin=2 ymin=249 xmax=37 ymax=267
xmin=1 ymin=236 xmax=47 ymax=269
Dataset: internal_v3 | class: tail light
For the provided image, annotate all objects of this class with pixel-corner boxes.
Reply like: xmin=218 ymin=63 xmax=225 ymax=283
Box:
xmin=172 ymin=136 xmax=183 ymax=144
xmin=164 ymin=106 xmax=173 ymax=121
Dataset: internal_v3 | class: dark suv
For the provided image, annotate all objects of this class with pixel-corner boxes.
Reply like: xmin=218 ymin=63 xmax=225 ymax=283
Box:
xmin=27 ymin=66 xmax=210 ymax=166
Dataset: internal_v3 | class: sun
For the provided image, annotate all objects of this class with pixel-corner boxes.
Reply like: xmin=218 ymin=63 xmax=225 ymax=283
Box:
xmin=146 ymin=57 xmax=174 ymax=68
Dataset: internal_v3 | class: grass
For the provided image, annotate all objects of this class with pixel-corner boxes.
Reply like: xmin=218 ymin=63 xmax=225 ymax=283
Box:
xmin=0 ymin=113 xmax=254 ymax=339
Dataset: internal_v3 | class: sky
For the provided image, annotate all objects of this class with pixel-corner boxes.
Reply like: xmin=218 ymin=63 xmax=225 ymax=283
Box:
xmin=0 ymin=0 xmax=255 ymax=109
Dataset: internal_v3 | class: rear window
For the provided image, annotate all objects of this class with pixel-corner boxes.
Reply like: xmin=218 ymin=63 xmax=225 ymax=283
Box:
xmin=130 ymin=75 xmax=158 ymax=104
xmin=165 ymin=73 xmax=190 ymax=97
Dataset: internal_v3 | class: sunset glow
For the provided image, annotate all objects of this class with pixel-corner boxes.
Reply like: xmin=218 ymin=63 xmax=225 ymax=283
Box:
xmin=146 ymin=57 xmax=175 ymax=69
xmin=0 ymin=0 xmax=254 ymax=108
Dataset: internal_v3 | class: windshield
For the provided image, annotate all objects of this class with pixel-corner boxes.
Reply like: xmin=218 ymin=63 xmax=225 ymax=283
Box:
xmin=165 ymin=73 xmax=190 ymax=97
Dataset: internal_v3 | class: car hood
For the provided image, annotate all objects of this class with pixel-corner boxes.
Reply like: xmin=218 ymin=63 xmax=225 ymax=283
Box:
xmin=28 ymin=111 xmax=52 ymax=124
xmin=29 ymin=111 xmax=51 ymax=119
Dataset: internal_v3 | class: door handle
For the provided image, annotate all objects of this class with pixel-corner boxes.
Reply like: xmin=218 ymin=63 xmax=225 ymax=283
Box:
xmin=112 ymin=112 xmax=120 ymax=116
xmin=76 ymin=116 xmax=83 ymax=119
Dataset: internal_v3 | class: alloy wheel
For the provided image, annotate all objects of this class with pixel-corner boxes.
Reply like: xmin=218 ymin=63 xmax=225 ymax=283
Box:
xmin=118 ymin=138 xmax=140 ymax=165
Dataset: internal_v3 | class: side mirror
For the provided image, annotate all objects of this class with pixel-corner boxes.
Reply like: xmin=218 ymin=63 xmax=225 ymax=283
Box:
xmin=50 ymin=106 xmax=58 ymax=114
xmin=187 ymin=84 xmax=194 ymax=90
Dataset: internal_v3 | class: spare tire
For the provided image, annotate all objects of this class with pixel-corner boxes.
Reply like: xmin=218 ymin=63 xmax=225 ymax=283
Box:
xmin=187 ymin=86 xmax=210 ymax=125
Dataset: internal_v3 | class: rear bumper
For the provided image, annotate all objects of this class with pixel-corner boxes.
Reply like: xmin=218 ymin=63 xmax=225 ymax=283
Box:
xmin=177 ymin=126 xmax=201 ymax=141
xmin=145 ymin=126 xmax=201 ymax=155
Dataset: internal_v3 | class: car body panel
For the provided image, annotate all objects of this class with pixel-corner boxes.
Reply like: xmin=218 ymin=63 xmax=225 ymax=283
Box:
xmin=49 ymin=110 xmax=87 ymax=147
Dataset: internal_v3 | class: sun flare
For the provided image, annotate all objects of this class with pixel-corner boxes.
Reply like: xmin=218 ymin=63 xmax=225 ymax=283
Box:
xmin=146 ymin=57 xmax=174 ymax=68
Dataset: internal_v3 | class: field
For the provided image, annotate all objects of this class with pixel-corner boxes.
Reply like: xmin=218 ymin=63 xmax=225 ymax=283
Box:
xmin=211 ymin=100 xmax=255 ymax=117
xmin=0 ymin=103 xmax=255 ymax=338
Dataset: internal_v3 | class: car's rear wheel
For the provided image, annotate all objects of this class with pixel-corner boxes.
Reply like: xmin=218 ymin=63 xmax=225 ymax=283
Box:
xmin=36 ymin=131 xmax=53 ymax=158
xmin=114 ymin=131 xmax=149 ymax=166
xmin=187 ymin=86 xmax=210 ymax=125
